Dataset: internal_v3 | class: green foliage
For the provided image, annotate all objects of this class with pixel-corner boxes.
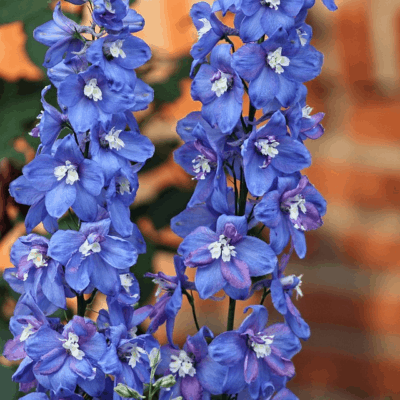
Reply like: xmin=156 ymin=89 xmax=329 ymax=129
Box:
xmin=0 ymin=1 xmax=48 ymax=25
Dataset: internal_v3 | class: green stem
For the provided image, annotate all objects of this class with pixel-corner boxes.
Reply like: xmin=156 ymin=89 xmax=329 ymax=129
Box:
xmin=227 ymin=297 xmax=236 ymax=332
xmin=260 ymin=288 xmax=271 ymax=306
xmin=238 ymin=167 xmax=248 ymax=217
xmin=77 ymin=293 xmax=86 ymax=317
xmin=183 ymin=290 xmax=200 ymax=331
xmin=224 ymin=36 xmax=235 ymax=52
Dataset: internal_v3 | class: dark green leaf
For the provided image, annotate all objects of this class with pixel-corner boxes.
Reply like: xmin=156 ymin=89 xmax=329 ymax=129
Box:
xmin=0 ymin=1 xmax=48 ymax=24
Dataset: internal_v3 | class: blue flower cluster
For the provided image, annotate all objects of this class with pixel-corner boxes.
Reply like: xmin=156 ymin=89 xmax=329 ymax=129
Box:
xmin=3 ymin=0 xmax=335 ymax=399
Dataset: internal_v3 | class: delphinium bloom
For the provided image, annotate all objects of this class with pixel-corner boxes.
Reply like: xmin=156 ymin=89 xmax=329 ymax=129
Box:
xmin=209 ymin=306 xmax=301 ymax=399
xmin=254 ymin=174 xmax=326 ymax=258
xmin=241 ymin=110 xmax=311 ymax=196
xmin=157 ymin=327 xmax=233 ymax=400
xmin=232 ymin=27 xmax=323 ymax=109
xmin=48 ymin=218 xmax=138 ymax=295
xmin=178 ymin=215 xmax=277 ymax=299
xmin=21 ymin=135 xmax=104 ymax=222
xmin=191 ymin=44 xmax=244 ymax=134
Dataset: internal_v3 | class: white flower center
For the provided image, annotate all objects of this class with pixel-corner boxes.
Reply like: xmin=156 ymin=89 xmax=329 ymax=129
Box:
xmin=251 ymin=334 xmax=274 ymax=358
xmin=296 ymin=28 xmax=308 ymax=46
xmin=302 ymin=105 xmax=313 ymax=119
xmin=282 ymin=194 xmax=307 ymax=231
xmin=110 ymin=40 xmax=126 ymax=58
xmin=54 ymin=160 xmax=79 ymax=185
xmin=192 ymin=155 xmax=211 ymax=180
xmin=116 ymin=176 xmax=131 ymax=195
xmin=197 ymin=18 xmax=212 ymax=40
xmin=84 ymin=78 xmax=103 ymax=102
xmin=169 ymin=350 xmax=196 ymax=378
xmin=208 ymin=234 xmax=237 ymax=262
xmin=267 ymin=47 xmax=290 ymax=74
xmin=128 ymin=344 xmax=146 ymax=368
xmin=104 ymin=0 xmax=115 ymax=13
xmin=211 ymin=71 xmax=230 ymax=97
xmin=20 ymin=323 xmax=35 ymax=342
xmin=27 ymin=249 xmax=48 ymax=268
xmin=255 ymin=138 xmax=279 ymax=158
xmin=261 ymin=0 xmax=280 ymax=10
xmin=105 ymin=127 xmax=125 ymax=150
xmin=152 ymin=277 xmax=170 ymax=297
xmin=60 ymin=332 xmax=85 ymax=360
xmin=120 ymin=273 xmax=134 ymax=293
xmin=129 ymin=326 xmax=138 ymax=338
xmin=279 ymin=274 xmax=303 ymax=299
xmin=79 ymin=239 xmax=101 ymax=257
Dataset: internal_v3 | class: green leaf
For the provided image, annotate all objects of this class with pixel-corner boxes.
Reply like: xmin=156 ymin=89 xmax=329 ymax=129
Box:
xmin=0 ymin=1 xmax=48 ymax=24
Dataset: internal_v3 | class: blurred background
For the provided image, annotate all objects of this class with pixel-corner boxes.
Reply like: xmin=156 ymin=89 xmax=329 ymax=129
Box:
xmin=0 ymin=0 xmax=399 ymax=398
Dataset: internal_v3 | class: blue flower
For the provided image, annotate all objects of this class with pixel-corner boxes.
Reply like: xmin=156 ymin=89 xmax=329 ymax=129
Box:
xmin=156 ymin=327 xmax=229 ymax=400
xmin=322 ymin=0 xmax=337 ymax=11
xmin=6 ymin=234 xmax=69 ymax=309
xmin=9 ymin=175 xmax=58 ymax=233
xmin=86 ymin=30 xmax=151 ymax=91
xmin=33 ymin=2 xmax=84 ymax=68
xmin=58 ymin=65 xmax=136 ymax=133
xmin=232 ymin=27 xmax=323 ymax=108
xmin=92 ymin=0 xmax=129 ymax=32
xmin=25 ymin=316 xmax=107 ymax=397
xmin=241 ymin=110 xmax=311 ymax=196
xmin=238 ymin=0 xmax=304 ymax=42
xmin=209 ymin=306 xmax=301 ymax=399
xmin=145 ymin=256 xmax=195 ymax=347
xmin=191 ymin=44 xmax=244 ymax=134
xmin=21 ymin=135 xmax=104 ymax=222
xmin=178 ymin=215 xmax=277 ymax=300
xmin=98 ymin=324 xmax=159 ymax=397
xmin=254 ymin=174 xmax=326 ymax=258
xmin=48 ymin=218 xmax=138 ymax=295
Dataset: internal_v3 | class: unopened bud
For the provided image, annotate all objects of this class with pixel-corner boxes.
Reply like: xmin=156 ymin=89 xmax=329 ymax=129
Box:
xmin=149 ymin=347 xmax=161 ymax=368
xmin=114 ymin=383 xmax=145 ymax=399
xmin=157 ymin=374 xmax=177 ymax=389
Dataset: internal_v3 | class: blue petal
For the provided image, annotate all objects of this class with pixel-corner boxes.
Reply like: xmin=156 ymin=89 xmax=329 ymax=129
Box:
xmin=208 ymin=331 xmax=246 ymax=366
xmin=45 ymin=180 xmax=76 ymax=218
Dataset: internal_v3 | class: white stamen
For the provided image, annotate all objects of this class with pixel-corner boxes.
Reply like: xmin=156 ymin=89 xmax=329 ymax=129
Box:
xmin=261 ymin=0 xmax=280 ymax=10
xmin=296 ymin=29 xmax=308 ymax=46
xmin=128 ymin=344 xmax=146 ymax=368
xmin=295 ymin=274 xmax=303 ymax=299
xmin=302 ymin=105 xmax=313 ymax=119
xmin=116 ymin=176 xmax=131 ymax=195
xmin=280 ymin=274 xmax=304 ymax=299
xmin=110 ymin=40 xmax=126 ymax=58
xmin=255 ymin=138 xmax=279 ymax=158
xmin=211 ymin=71 xmax=230 ymax=97
xmin=120 ymin=273 xmax=134 ymax=293
xmin=197 ymin=18 xmax=212 ymax=40
xmin=169 ymin=350 xmax=196 ymax=378
xmin=286 ymin=194 xmax=307 ymax=221
xmin=104 ymin=127 xmax=125 ymax=150
xmin=20 ymin=323 xmax=35 ymax=342
xmin=208 ymin=234 xmax=237 ymax=262
xmin=267 ymin=47 xmax=290 ymax=74
xmin=251 ymin=334 xmax=274 ymax=358
xmin=84 ymin=78 xmax=103 ymax=102
xmin=129 ymin=326 xmax=138 ymax=338
xmin=27 ymin=249 xmax=48 ymax=268
xmin=54 ymin=160 xmax=79 ymax=185
xmin=192 ymin=155 xmax=211 ymax=180
xmin=60 ymin=332 xmax=85 ymax=360
xmin=152 ymin=277 xmax=169 ymax=298
xmin=79 ymin=239 xmax=101 ymax=257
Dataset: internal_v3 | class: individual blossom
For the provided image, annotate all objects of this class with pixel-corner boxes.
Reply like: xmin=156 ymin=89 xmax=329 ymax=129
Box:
xmin=178 ymin=215 xmax=277 ymax=300
xmin=33 ymin=2 xmax=85 ymax=68
xmin=191 ymin=44 xmax=244 ymax=134
xmin=92 ymin=0 xmax=130 ymax=32
xmin=5 ymin=234 xmax=69 ymax=309
xmin=232 ymin=27 xmax=323 ymax=109
xmin=58 ymin=65 xmax=136 ymax=133
xmin=9 ymin=175 xmax=58 ymax=234
xmin=253 ymin=250 xmax=310 ymax=340
xmin=241 ymin=110 xmax=311 ymax=196
xmin=145 ymin=256 xmax=195 ymax=347
xmin=209 ymin=306 xmax=301 ymax=399
xmin=156 ymin=327 xmax=230 ymax=400
xmin=21 ymin=135 xmax=104 ymax=222
xmin=98 ymin=323 xmax=159 ymax=398
xmin=238 ymin=0 xmax=304 ymax=42
xmin=254 ymin=174 xmax=326 ymax=258
xmin=190 ymin=2 xmax=238 ymax=61
xmin=86 ymin=29 xmax=151 ymax=91
xmin=48 ymin=218 xmax=138 ymax=295
xmin=25 ymin=316 xmax=107 ymax=397
xmin=174 ymin=121 xmax=227 ymax=207
xmin=90 ymin=117 xmax=154 ymax=184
